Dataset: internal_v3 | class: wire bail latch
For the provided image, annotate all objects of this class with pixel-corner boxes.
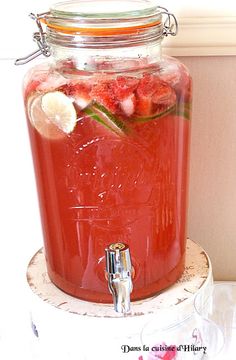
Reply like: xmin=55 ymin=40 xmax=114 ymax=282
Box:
xmin=15 ymin=13 xmax=50 ymax=65
xmin=158 ymin=6 xmax=178 ymax=37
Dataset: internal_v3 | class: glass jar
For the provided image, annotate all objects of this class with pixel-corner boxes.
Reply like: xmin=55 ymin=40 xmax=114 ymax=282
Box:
xmin=20 ymin=0 xmax=191 ymax=303
xmin=194 ymin=283 xmax=236 ymax=359
xmin=140 ymin=306 xmax=223 ymax=360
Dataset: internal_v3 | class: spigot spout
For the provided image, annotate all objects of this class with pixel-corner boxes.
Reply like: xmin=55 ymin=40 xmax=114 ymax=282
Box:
xmin=105 ymin=243 xmax=133 ymax=314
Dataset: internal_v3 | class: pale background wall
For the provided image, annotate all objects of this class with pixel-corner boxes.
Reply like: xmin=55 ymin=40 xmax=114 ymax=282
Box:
xmin=178 ymin=56 xmax=236 ymax=280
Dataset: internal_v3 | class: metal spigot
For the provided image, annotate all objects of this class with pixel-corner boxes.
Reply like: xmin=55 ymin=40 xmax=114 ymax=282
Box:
xmin=105 ymin=243 xmax=133 ymax=314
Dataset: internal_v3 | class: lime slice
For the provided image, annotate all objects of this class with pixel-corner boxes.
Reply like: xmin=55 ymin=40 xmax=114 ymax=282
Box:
xmin=93 ymin=102 xmax=128 ymax=134
xmin=177 ymin=102 xmax=191 ymax=120
xmin=41 ymin=91 xmax=77 ymax=133
xmin=83 ymin=102 xmax=128 ymax=136
xmin=27 ymin=94 xmax=65 ymax=140
xmin=133 ymin=104 xmax=176 ymax=122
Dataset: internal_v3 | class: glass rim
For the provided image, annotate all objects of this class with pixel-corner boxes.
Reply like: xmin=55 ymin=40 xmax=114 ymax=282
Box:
xmin=194 ymin=282 xmax=236 ymax=317
xmin=41 ymin=0 xmax=163 ymax=38
xmin=49 ymin=0 xmax=162 ymax=20
xmin=140 ymin=311 xmax=193 ymax=344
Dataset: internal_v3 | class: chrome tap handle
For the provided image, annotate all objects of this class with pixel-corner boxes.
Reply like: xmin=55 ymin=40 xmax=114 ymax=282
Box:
xmin=105 ymin=243 xmax=133 ymax=314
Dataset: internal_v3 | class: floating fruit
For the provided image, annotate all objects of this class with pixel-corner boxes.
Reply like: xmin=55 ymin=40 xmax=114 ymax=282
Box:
xmin=109 ymin=76 xmax=139 ymax=100
xmin=83 ymin=102 xmax=128 ymax=136
xmin=135 ymin=74 xmax=176 ymax=117
xmin=41 ymin=91 xmax=77 ymax=133
xmin=27 ymin=94 xmax=65 ymax=140
xmin=90 ymin=81 xmax=119 ymax=113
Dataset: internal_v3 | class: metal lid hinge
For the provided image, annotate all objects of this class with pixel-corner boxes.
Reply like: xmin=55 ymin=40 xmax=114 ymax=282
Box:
xmin=15 ymin=12 xmax=51 ymax=65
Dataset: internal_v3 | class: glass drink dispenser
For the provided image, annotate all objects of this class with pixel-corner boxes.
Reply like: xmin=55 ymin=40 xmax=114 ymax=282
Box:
xmin=17 ymin=0 xmax=191 ymax=313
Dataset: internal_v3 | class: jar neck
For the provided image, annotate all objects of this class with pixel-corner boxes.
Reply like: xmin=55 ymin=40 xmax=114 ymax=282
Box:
xmin=45 ymin=1 xmax=164 ymax=73
xmin=49 ymin=39 xmax=162 ymax=73
xmin=15 ymin=2 xmax=178 ymax=67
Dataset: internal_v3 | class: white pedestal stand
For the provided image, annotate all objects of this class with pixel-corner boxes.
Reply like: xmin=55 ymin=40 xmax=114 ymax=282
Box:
xmin=26 ymin=239 xmax=212 ymax=360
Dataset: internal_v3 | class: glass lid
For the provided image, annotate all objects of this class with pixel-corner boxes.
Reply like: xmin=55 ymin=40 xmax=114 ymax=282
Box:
xmin=43 ymin=0 xmax=163 ymax=35
xmin=50 ymin=0 xmax=160 ymax=19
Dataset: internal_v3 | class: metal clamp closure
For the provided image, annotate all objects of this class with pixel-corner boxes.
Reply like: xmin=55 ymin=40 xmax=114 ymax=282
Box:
xmin=15 ymin=13 xmax=50 ymax=65
xmin=158 ymin=6 xmax=178 ymax=37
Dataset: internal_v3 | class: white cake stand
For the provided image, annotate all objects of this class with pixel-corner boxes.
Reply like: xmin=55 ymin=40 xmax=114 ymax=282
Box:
xmin=26 ymin=239 xmax=212 ymax=360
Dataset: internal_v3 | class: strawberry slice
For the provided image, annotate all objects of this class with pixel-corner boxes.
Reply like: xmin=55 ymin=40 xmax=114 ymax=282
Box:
xmin=136 ymin=73 xmax=160 ymax=97
xmin=90 ymin=81 xmax=119 ymax=113
xmin=135 ymin=74 xmax=161 ymax=116
xmin=135 ymin=74 xmax=176 ymax=117
xmin=59 ymin=82 xmax=92 ymax=110
xmin=110 ymin=76 xmax=139 ymax=100
xmin=152 ymin=81 xmax=176 ymax=106
xmin=108 ymin=76 xmax=139 ymax=117
xmin=89 ymin=76 xmax=139 ymax=117
xmin=71 ymin=83 xmax=92 ymax=109
xmin=136 ymin=96 xmax=153 ymax=116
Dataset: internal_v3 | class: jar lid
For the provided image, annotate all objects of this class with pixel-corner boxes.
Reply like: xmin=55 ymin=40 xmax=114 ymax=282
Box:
xmin=43 ymin=0 xmax=162 ymax=36
xmin=50 ymin=0 xmax=159 ymax=19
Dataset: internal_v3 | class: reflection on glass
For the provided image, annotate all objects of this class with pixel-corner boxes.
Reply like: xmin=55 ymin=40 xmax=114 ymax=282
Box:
xmin=195 ymin=283 xmax=236 ymax=359
xmin=140 ymin=294 xmax=224 ymax=360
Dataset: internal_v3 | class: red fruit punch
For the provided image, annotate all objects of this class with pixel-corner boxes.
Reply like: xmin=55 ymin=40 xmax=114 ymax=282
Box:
xmin=24 ymin=59 xmax=191 ymax=303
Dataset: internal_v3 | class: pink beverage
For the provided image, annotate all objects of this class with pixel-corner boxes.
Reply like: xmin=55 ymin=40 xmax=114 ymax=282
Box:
xmin=22 ymin=1 xmax=191 ymax=303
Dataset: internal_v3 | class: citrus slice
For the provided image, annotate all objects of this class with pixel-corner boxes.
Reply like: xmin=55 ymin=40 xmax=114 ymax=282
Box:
xmin=27 ymin=94 xmax=65 ymax=140
xmin=83 ymin=102 xmax=128 ymax=136
xmin=133 ymin=104 xmax=176 ymax=122
xmin=94 ymin=102 xmax=129 ymax=134
xmin=41 ymin=91 xmax=77 ymax=133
